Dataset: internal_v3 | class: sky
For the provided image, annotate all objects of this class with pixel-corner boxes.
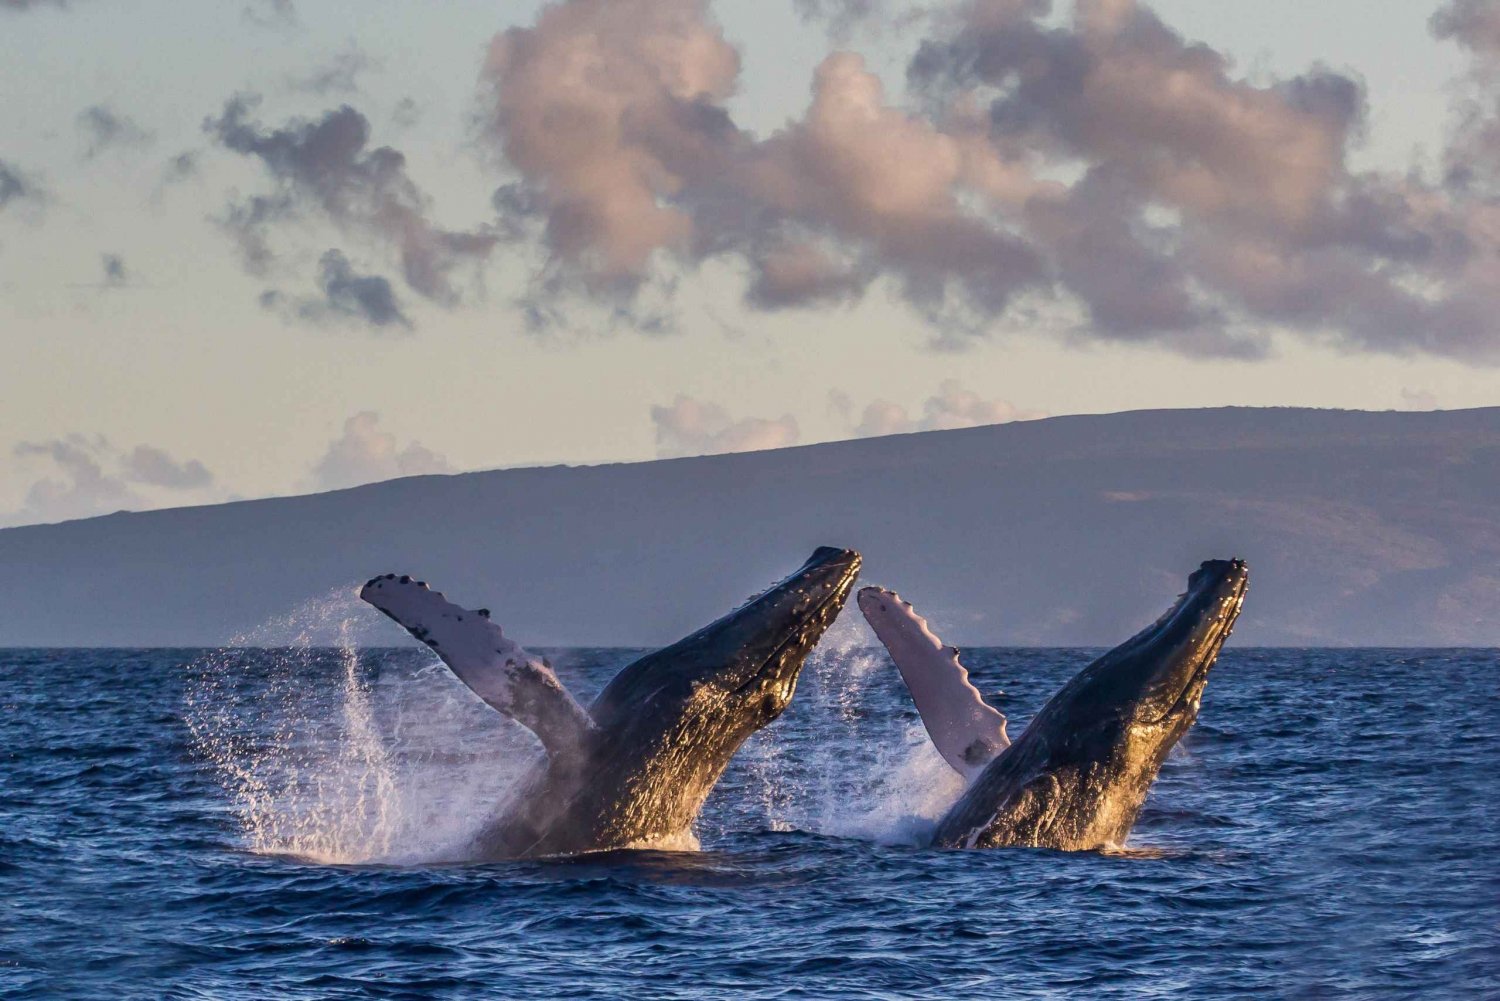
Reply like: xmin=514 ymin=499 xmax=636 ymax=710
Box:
xmin=1 ymin=0 xmax=1497 ymax=527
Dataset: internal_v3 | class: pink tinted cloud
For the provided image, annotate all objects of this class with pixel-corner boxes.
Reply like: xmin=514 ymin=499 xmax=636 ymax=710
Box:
xmin=482 ymin=0 xmax=1500 ymax=361
xmin=650 ymin=395 xmax=800 ymax=457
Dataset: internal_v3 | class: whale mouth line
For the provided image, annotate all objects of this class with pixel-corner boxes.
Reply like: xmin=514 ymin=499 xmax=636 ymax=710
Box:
xmin=1142 ymin=568 xmax=1248 ymax=727
xmin=1147 ymin=660 xmax=1210 ymax=727
xmin=729 ymin=556 xmax=861 ymax=700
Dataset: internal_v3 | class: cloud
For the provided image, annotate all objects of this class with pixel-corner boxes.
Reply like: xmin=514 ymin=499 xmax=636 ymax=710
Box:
xmin=1432 ymin=0 xmax=1500 ymax=200
xmin=290 ymin=46 xmax=377 ymax=96
xmin=205 ymin=95 xmax=497 ymax=310
xmin=743 ymin=240 xmax=870 ymax=310
xmin=310 ymin=249 xmax=407 ymax=327
xmin=153 ymin=151 xmax=201 ymax=196
xmin=243 ymin=0 xmax=294 ymax=27
xmin=1399 ymin=387 xmax=1440 ymax=411
xmin=650 ymin=395 xmax=800 ymax=458
xmin=8 ymin=435 xmax=217 ymax=526
xmin=164 ymin=151 xmax=198 ymax=179
xmin=121 ymin=445 xmax=213 ymax=489
xmin=849 ymin=381 xmax=1044 ymax=437
xmin=391 ymin=97 xmax=421 ymax=130
xmin=1 ymin=0 xmax=70 ymax=10
xmin=741 ymin=51 xmax=1047 ymax=329
xmin=77 ymin=104 xmax=154 ymax=158
xmin=917 ymin=0 xmax=1498 ymax=359
xmin=792 ymin=0 xmax=888 ymax=39
xmin=481 ymin=0 xmax=741 ymax=288
xmin=262 ymin=249 xmax=410 ymax=330
xmin=479 ymin=2 xmax=1040 ymax=328
xmin=1432 ymin=0 xmax=1500 ymax=55
xmin=12 ymin=437 xmax=132 ymax=523
xmin=475 ymin=0 xmax=1500 ymax=362
xmin=309 ymin=411 xmax=454 ymax=490
xmin=101 ymin=253 xmax=127 ymax=287
xmin=0 ymin=158 xmax=43 ymax=212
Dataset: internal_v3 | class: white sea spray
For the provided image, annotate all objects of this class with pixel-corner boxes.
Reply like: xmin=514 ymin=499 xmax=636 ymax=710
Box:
xmin=183 ymin=586 xmax=535 ymax=864
xmin=735 ymin=604 xmax=966 ymax=846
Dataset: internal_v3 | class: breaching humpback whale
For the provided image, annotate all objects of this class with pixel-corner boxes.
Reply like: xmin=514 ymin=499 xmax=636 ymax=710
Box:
xmin=361 ymin=546 xmax=860 ymax=859
xmin=859 ymin=559 xmax=1248 ymax=851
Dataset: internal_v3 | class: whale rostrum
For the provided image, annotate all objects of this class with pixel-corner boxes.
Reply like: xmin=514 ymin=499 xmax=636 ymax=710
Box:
xmin=861 ymin=559 xmax=1248 ymax=851
xmin=361 ymin=547 xmax=861 ymax=859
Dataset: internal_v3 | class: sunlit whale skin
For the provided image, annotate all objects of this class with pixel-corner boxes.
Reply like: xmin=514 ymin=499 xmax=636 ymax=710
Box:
xmin=862 ymin=559 xmax=1248 ymax=851
xmin=360 ymin=547 xmax=861 ymax=859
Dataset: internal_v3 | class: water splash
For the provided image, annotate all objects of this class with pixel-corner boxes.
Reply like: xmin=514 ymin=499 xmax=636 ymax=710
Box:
xmin=183 ymin=586 xmax=535 ymax=864
xmin=735 ymin=605 xmax=966 ymax=846
xmin=185 ymin=590 xmax=965 ymax=864
xmin=624 ymin=829 xmax=703 ymax=852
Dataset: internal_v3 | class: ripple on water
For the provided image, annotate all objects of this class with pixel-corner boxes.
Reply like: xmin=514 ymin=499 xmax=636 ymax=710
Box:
xmin=0 ymin=644 xmax=1496 ymax=999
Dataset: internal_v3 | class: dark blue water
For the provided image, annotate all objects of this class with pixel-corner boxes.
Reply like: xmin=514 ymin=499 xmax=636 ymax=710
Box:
xmin=2 ymin=643 xmax=1496 ymax=999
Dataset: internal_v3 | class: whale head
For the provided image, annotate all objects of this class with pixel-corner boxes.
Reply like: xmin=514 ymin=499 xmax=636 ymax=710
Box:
xmin=937 ymin=559 xmax=1248 ymax=850
xmin=581 ymin=546 xmax=861 ymax=837
xmin=1054 ymin=558 xmax=1249 ymax=744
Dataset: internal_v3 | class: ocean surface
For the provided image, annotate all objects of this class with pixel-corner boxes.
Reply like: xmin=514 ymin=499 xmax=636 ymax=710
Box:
xmin=2 ymin=617 xmax=1496 ymax=998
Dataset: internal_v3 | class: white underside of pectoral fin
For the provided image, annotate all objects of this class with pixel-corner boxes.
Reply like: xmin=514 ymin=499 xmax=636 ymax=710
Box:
xmin=359 ymin=574 xmax=594 ymax=756
xmin=858 ymin=586 xmax=1009 ymax=781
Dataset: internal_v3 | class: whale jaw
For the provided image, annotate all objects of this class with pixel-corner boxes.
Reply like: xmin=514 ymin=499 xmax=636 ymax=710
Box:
xmin=934 ymin=559 xmax=1248 ymax=851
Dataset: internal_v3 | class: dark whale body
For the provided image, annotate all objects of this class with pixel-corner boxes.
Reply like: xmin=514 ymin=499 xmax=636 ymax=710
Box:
xmin=933 ymin=560 xmax=1248 ymax=850
xmin=362 ymin=547 xmax=860 ymax=859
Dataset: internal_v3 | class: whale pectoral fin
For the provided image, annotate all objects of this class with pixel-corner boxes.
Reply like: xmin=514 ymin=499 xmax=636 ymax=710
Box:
xmin=359 ymin=574 xmax=595 ymax=758
xmin=858 ymin=586 xmax=1009 ymax=781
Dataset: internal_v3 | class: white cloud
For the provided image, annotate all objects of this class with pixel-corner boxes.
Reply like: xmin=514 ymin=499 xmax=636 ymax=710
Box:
xmin=7 ymin=435 xmax=218 ymax=526
xmin=650 ymin=395 xmax=800 ymax=458
xmin=850 ymin=381 xmax=1045 ymax=437
xmin=309 ymin=411 xmax=455 ymax=490
xmin=1400 ymin=388 xmax=1440 ymax=411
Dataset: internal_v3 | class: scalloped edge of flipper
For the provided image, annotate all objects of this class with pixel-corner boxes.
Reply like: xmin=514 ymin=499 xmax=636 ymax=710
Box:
xmin=858 ymin=586 xmax=1008 ymax=780
xmin=359 ymin=574 xmax=595 ymax=757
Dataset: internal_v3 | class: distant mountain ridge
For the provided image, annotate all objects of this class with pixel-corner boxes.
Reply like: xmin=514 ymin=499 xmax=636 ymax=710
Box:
xmin=2 ymin=406 xmax=1497 ymax=646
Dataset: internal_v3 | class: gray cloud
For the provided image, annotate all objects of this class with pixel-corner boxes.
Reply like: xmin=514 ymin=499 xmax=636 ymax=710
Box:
xmin=794 ymin=0 xmax=884 ymax=36
xmin=205 ymin=95 xmax=496 ymax=309
xmin=1432 ymin=0 xmax=1500 ymax=54
xmin=12 ymin=437 xmax=132 ymax=523
xmin=121 ymin=445 xmax=213 ymax=489
xmin=8 ymin=435 xmax=217 ymax=526
xmin=77 ymin=104 xmax=154 ymax=158
xmin=277 ymin=248 xmax=410 ymax=330
xmin=101 ymin=253 xmax=127 ymax=286
xmin=218 ymin=193 xmax=290 ymax=276
xmin=243 ymin=0 xmax=294 ymax=27
xmin=162 ymin=151 xmax=199 ymax=184
xmin=2 ymin=0 xmax=70 ymax=10
xmin=903 ymin=0 xmax=1498 ymax=358
xmin=792 ymin=0 xmax=935 ymax=44
xmin=290 ymin=46 xmax=377 ymax=96
xmin=1400 ymin=387 xmax=1440 ymax=411
xmin=313 ymin=249 xmax=407 ymax=328
xmin=391 ymin=97 xmax=421 ymax=130
xmin=309 ymin=411 xmax=453 ymax=491
xmin=1432 ymin=0 xmax=1500 ymax=199
xmin=476 ymin=0 xmax=1500 ymax=362
xmin=0 ymin=158 xmax=43 ymax=211
xmin=650 ymin=395 xmax=800 ymax=458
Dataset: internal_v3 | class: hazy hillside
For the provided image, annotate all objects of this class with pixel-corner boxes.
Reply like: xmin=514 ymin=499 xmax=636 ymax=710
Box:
xmin=2 ymin=407 xmax=1497 ymax=647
